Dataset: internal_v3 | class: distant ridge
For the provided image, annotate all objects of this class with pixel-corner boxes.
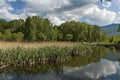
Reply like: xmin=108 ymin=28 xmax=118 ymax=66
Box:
xmin=101 ymin=24 xmax=120 ymax=35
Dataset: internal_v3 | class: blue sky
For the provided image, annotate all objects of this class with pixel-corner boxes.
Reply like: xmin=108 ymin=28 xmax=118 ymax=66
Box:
xmin=0 ymin=0 xmax=120 ymax=26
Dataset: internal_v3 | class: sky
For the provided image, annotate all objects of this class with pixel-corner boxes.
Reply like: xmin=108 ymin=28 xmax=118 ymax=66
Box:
xmin=0 ymin=0 xmax=120 ymax=26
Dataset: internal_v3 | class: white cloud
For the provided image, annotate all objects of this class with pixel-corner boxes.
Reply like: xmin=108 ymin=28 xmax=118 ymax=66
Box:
xmin=61 ymin=5 xmax=116 ymax=26
xmin=0 ymin=8 xmax=19 ymax=20
xmin=0 ymin=0 xmax=19 ymax=20
xmin=83 ymin=5 xmax=116 ymax=25
xmin=48 ymin=16 xmax=65 ymax=25
xmin=19 ymin=0 xmax=98 ymax=25
xmin=21 ymin=0 xmax=69 ymax=14
xmin=102 ymin=2 xmax=112 ymax=8
xmin=7 ymin=0 xmax=16 ymax=2
xmin=113 ymin=12 xmax=120 ymax=23
xmin=0 ymin=0 xmax=119 ymax=26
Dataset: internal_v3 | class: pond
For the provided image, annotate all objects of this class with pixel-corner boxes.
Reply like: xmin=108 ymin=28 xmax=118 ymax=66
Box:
xmin=0 ymin=47 xmax=120 ymax=80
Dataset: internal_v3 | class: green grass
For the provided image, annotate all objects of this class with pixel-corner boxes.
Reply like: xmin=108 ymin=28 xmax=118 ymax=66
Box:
xmin=0 ymin=44 xmax=92 ymax=66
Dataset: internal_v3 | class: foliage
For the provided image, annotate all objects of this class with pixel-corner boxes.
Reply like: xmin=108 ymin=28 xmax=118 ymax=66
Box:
xmin=109 ymin=35 xmax=120 ymax=44
xmin=58 ymin=21 xmax=107 ymax=42
xmin=65 ymin=34 xmax=73 ymax=41
xmin=0 ymin=16 xmax=109 ymax=42
xmin=12 ymin=32 xmax=24 ymax=41
xmin=0 ymin=45 xmax=92 ymax=66
xmin=4 ymin=29 xmax=12 ymax=41
xmin=37 ymin=32 xmax=47 ymax=41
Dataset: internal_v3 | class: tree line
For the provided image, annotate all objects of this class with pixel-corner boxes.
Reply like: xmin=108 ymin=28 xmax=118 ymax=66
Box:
xmin=0 ymin=16 xmax=108 ymax=42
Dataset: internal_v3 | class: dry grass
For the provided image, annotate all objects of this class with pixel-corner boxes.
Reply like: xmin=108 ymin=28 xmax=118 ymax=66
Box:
xmin=0 ymin=41 xmax=77 ymax=49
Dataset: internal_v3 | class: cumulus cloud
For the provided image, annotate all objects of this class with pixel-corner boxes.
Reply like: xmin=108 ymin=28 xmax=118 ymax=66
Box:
xmin=21 ymin=0 xmax=97 ymax=15
xmin=0 ymin=0 xmax=19 ymax=20
xmin=0 ymin=0 xmax=119 ymax=26
xmin=20 ymin=0 xmax=117 ymax=25
xmin=113 ymin=12 xmax=120 ymax=23
xmin=61 ymin=4 xmax=116 ymax=26
xmin=0 ymin=8 xmax=19 ymax=20
xmin=48 ymin=16 xmax=65 ymax=25
xmin=55 ymin=0 xmax=97 ymax=12
xmin=83 ymin=5 xmax=116 ymax=25
xmin=21 ymin=0 xmax=64 ymax=14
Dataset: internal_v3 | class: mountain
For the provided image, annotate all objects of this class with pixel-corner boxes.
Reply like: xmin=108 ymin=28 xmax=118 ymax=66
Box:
xmin=101 ymin=24 xmax=120 ymax=35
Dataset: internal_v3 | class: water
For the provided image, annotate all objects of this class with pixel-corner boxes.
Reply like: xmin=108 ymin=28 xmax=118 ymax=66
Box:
xmin=0 ymin=47 xmax=120 ymax=80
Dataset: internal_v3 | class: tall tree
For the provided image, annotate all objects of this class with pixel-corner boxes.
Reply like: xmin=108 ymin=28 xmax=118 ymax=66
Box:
xmin=0 ymin=19 xmax=8 ymax=31
xmin=8 ymin=19 xmax=25 ymax=32
xmin=25 ymin=17 xmax=36 ymax=41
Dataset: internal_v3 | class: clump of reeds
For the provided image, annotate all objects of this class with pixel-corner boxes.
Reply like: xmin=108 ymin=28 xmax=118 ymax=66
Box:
xmin=70 ymin=44 xmax=92 ymax=56
xmin=0 ymin=45 xmax=92 ymax=66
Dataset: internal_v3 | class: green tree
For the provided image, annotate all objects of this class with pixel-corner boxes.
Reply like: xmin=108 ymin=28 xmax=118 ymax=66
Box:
xmin=0 ymin=32 xmax=2 ymax=40
xmin=37 ymin=32 xmax=47 ymax=41
xmin=12 ymin=32 xmax=24 ymax=41
xmin=49 ymin=27 xmax=58 ymax=41
xmin=58 ymin=21 xmax=106 ymax=42
xmin=0 ymin=19 xmax=8 ymax=31
xmin=57 ymin=30 xmax=63 ymax=41
xmin=25 ymin=17 xmax=36 ymax=41
xmin=65 ymin=34 xmax=73 ymax=41
xmin=8 ymin=19 xmax=24 ymax=32
xmin=17 ymin=32 xmax=24 ymax=41
xmin=12 ymin=33 xmax=17 ymax=41
xmin=0 ymin=16 xmax=108 ymax=42
xmin=26 ymin=16 xmax=53 ymax=41
xmin=4 ymin=29 xmax=12 ymax=41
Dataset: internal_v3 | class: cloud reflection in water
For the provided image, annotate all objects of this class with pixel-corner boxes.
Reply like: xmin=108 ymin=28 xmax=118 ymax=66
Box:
xmin=63 ymin=59 xmax=120 ymax=79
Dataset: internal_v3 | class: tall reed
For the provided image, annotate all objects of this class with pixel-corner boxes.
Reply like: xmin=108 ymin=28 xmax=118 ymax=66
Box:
xmin=0 ymin=45 xmax=92 ymax=66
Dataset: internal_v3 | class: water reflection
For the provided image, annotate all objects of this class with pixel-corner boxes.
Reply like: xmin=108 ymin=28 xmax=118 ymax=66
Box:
xmin=1 ymin=59 xmax=120 ymax=80
xmin=0 ymin=47 xmax=120 ymax=80
xmin=63 ymin=59 xmax=120 ymax=79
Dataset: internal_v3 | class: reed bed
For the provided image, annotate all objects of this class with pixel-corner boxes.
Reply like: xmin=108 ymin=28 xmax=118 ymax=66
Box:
xmin=0 ymin=41 xmax=75 ymax=49
xmin=0 ymin=44 xmax=92 ymax=67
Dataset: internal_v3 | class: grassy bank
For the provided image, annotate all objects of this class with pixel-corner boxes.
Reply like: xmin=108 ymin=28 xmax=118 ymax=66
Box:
xmin=0 ymin=44 xmax=92 ymax=66
xmin=0 ymin=42 xmax=76 ymax=49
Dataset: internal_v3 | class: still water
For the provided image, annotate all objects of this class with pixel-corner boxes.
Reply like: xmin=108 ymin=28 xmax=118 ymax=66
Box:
xmin=0 ymin=47 xmax=120 ymax=80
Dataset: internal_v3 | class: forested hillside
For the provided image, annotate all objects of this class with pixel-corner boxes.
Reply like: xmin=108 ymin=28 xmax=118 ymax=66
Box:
xmin=101 ymin=24 xmax=120 ymax=35
xmin=0 ymin=16 xmax=108 ymax=42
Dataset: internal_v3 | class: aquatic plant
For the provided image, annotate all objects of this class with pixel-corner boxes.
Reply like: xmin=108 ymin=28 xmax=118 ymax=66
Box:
xmin=0 ymin=45 xmax=93 ymax=66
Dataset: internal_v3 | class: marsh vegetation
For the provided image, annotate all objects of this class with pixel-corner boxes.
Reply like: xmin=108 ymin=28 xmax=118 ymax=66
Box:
xmin=0 ymin=44 xmax=93 ymax=67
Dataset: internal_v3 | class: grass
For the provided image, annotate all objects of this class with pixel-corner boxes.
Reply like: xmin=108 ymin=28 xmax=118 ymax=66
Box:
xmin=0 ymin=43 xmax=92 ymax=66
xmin=0 ymin=41 xmax=76 ymax=49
